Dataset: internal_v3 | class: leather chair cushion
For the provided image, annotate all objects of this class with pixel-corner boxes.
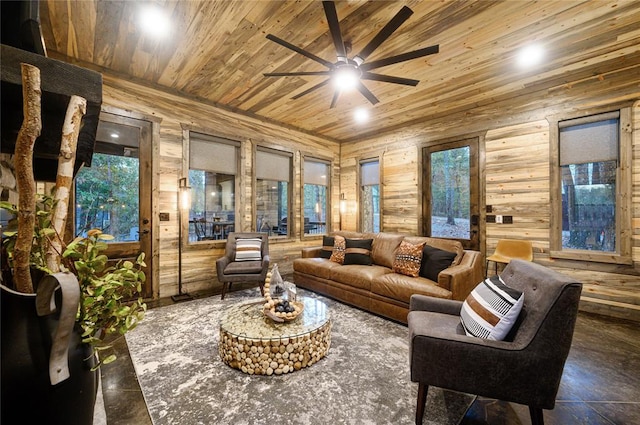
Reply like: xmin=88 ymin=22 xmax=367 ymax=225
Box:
xmin=371 ymin=233 xmax=405 ymax=268
xmin=372 ymin=273 xmax=452 ymax=303
xmin=224 ymin=260 xmax=264 ymax=275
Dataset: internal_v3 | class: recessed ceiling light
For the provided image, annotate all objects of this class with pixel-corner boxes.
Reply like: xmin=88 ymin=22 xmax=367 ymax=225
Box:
xmin=110 ymin=133 xmax=119 ymax=139
xmin=354 ymin=108 xmax=369 ymax=124
xmin=517 ymin=44 xmax=545 ymax=68
xmin=139 ymin=5 xmax=171 ymax=39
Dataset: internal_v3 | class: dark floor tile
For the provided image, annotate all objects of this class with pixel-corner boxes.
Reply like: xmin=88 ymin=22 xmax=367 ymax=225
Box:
xmin=588 ymin=402 xmax=640 ymax=425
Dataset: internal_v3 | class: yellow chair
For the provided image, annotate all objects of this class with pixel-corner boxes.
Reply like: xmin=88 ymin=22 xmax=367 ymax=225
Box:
xmin=486 ymin=239 xmax=533 ymax=276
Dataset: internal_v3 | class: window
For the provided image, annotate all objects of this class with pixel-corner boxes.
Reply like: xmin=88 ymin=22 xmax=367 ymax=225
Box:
xmin=551 ymin=108 xmax=632 ymax=263
xmin=256 ymin=147 xmax=292 ymax=237
xmin=360 ymin=158 xmax=380 ymax=232
xmin=75 ymin=122 xmax=140 ymax=241
xmin=303 ymin=158 xmax=329 ymax=235
xmin=188 ymin=133 xmax=238 ymax=242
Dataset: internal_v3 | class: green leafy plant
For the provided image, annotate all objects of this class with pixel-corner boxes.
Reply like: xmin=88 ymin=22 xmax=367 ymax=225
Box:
xmin=1 ymin=197 xmax=147 ymax=368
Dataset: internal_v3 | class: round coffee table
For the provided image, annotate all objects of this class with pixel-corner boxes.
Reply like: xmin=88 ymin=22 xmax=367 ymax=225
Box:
xmin=219 ymin=296 xmax=331 ymax=375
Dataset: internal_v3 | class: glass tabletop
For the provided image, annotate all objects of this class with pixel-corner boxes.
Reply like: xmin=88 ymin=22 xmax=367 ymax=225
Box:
xmin=219 ymin=296 xmax=329 ymax=340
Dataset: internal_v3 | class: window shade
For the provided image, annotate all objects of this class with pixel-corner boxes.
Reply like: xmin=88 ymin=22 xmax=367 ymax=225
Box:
xmin=304 ymin=160 xmax=329 ymax=186
xmin=360 ymin=160 xmax=379 ymax=186
xmin=190 ymin=134 xmax=239 ymax=174
xmin=256 ymin=148 xmax=291 ymax=181
xmin=560 ymin=114 xmax=619 ymax=166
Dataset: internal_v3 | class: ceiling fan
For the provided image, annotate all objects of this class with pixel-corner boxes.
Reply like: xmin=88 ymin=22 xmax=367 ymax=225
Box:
xmin=263 ymin=1 xmax=439 ymax=109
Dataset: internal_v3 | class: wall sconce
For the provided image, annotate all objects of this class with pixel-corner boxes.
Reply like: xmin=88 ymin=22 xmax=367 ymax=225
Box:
xmin=339 ymin=193 xmax=347 ymax=214
xmin=173 ymin=177 xmax=193 ymax=302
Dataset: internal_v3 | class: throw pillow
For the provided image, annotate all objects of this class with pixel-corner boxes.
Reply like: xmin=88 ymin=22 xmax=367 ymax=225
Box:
xmin=329 ymin=235 xmax=346 ymax=264
xmin=392 ymin=240 xmax=426 ymax=277
xmin=343 ymin=238 xmax=373 ymax=265
xmin=419 ymin=245 xmax=457 ymax=281
xmin=234 ymin=238 xmax=262 ymax=262
xmin=460 ymin=275 xmax=524 ymax=340
xmin=320 ymin=235 xmax=334 ymax=259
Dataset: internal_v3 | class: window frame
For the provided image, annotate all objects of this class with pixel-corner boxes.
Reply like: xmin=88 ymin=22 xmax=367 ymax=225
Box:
xmin=253 ymin=145 xmax=294 ymax=239
xmin=182 ymin=127 xmax=241 ymax=247
xmin=301 ymin=153 xmax=332 ymax=238
xmin=358 ymin=154 xmax=383 ymax=233
xmin=549 ymin=106 xmax=632 ymax=265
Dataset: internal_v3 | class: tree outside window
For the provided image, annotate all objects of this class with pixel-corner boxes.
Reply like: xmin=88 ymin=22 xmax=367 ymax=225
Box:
xmin=360 ymin=159 xmax=380 ymax=232
xmin=303 ymin=158 xmax=329 ymax=235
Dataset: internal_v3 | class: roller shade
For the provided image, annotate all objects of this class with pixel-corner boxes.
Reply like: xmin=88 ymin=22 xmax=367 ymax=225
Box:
xmin=560 ymin=112 xmax=619 ymax=166
xmin=190 ymin=133 xmax=239 ymax=174
xmin=304 ymin=159 xmax=329 ymax=186
xmin=360 ymin=160 xmax=379 ymax=186
xmin=256 ymin=148 xmax=291 ymax=181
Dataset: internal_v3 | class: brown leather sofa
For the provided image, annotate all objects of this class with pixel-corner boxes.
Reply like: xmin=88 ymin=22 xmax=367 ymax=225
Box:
xmin=293 ymin=231 xmax=484 ymax=324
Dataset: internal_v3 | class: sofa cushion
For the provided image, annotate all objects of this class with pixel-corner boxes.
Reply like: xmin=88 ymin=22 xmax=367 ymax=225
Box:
xmin=419 ymin=245 xmax=457 ymax=281
xmin=344 ymin=238 xmax=373 ymax=265
xmin=460 ymin=275 xmax=524 ymax=340
xmin=393 ymin=240 xmax=426 ymax=277
xmin=371 ymin=233 xmax=405 ymax=268
xmin=293 ymin=257 xmax=342 ymax=280
xmin=371 ymin=273 xmax=452 ymax=304
xmin=225 ymin=260 xmax=264 ymax=274
xmin=330 ymin=235 xmax=346 ymax=264
xmin=320 ymin=235 xmax=334 ymax=259
xmin=330 ymin=265 xmax=391 ymax=291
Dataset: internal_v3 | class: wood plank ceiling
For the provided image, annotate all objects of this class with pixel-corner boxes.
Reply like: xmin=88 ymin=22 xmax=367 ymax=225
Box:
xmin=39 ymin=0 xmax=640 ymax=143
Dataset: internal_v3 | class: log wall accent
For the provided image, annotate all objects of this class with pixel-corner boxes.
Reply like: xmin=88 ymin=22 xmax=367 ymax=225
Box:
xmin=342 ymin=101 xmax=640 ymax=321
xmin=100 ymin=74 xmax=339 ymax=298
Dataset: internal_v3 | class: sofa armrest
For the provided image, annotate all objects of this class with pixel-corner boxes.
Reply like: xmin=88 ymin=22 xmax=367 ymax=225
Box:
xmin=301 ymin=247 xmax=322 ymax=258
xmin=410 ymin=294 xmax=462 ymax=315
xmin=438 ymin=250 xmax=484 ymax=301
xmin=216 ymin=256 xmax=230 ymax=279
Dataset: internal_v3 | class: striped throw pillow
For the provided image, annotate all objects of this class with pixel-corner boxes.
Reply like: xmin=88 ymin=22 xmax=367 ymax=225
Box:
xmin=460 ymin=275 xmax=524 ymax=340
xmin=320 ymin=236 xmax=334 ymax=259
xmin=234 ymin=238 xmax=262 ymax=262
xmin=343 ymin=238 xmax=373 ymax=265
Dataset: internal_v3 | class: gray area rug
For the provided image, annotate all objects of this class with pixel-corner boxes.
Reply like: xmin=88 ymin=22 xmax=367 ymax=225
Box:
xmin=126 ymin=289 xmax=475 ymax=424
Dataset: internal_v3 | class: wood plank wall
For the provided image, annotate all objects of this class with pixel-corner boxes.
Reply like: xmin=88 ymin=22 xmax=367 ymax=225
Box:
xmin=341 ymin=101 xmax=640 ymax=321
xmin=100 ymin=74 xmax=340 ymax=298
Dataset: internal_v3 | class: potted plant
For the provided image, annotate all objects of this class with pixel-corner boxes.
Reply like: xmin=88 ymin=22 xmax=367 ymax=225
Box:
xmin=0 ymin=63 xmax=145 ymax=425
xmin=1 ymin=195 xmax=147 ymax=424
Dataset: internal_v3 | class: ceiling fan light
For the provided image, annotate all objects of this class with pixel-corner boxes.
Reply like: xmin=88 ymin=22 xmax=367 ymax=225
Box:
xmin=333 ymin=68 xmax=359 ymax=91
xmin=354 ymin=108 xmax=369 ymax=123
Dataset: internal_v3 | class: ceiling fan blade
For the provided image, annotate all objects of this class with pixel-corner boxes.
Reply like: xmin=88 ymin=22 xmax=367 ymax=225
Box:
xmin=329 ymin=90 xmax=340 ymax=109
xmin=322 ymin=1 xmax=347 ymax=62
xmin=292 ymin=79 xmax=332 ymax=100
xmin=362 ymin=72 xmax=419 ymax=86
xmin=356 ymin=81 xmax=380 ymax=105
xmin=353 ymin=6 xmax=413 ymax=65
xmin=360 ymin=45 xmax=439 ymax=71
xmin=264 ymin=71 xmax=331 ymax=77
xmin=266 ymin=34 xmax=334 ymax=68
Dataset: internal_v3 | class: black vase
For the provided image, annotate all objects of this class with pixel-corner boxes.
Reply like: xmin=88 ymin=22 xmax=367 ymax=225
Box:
xmin=1 ymin=276 xmax=98 ymax=425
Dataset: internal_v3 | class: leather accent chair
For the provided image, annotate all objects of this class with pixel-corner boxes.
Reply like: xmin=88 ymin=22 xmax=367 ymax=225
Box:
xmin=216 ymin=232 xmax=270 ymax=299
xmin=486 ymin=239 xmax=533 ymax=276
xmin=408 ymin=260 xmax=582 ymax=425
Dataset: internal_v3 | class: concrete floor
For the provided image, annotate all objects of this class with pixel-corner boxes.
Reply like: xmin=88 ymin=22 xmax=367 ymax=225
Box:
xmin=101 ymin=295 xmax=640 ymax=425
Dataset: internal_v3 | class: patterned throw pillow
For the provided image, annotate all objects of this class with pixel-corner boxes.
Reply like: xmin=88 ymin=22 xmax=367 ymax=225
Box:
xmin=393 ymin=240 xmax=426 ymax=277
xmin=234 ymin=238 xmax=262 ymax=262
xmin=320 ymin=236 xmax=334 ymax=259
xmin=329 ymin=235 xmax=346 ymax=264
xmin=419 ymin=245 xmax=457 ymax=281
xmin=460 ymin=275 xmax=524 ymax=341
xmin=343 ymin=238 xmax=373 ymax=265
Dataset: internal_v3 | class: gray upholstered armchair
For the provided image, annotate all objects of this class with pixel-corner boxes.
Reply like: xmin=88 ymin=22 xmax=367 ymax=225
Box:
xmin=215 ymin=232 xmax=270 ymax=299
xmin=408 ymin=260 xmax=582 ymax=425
